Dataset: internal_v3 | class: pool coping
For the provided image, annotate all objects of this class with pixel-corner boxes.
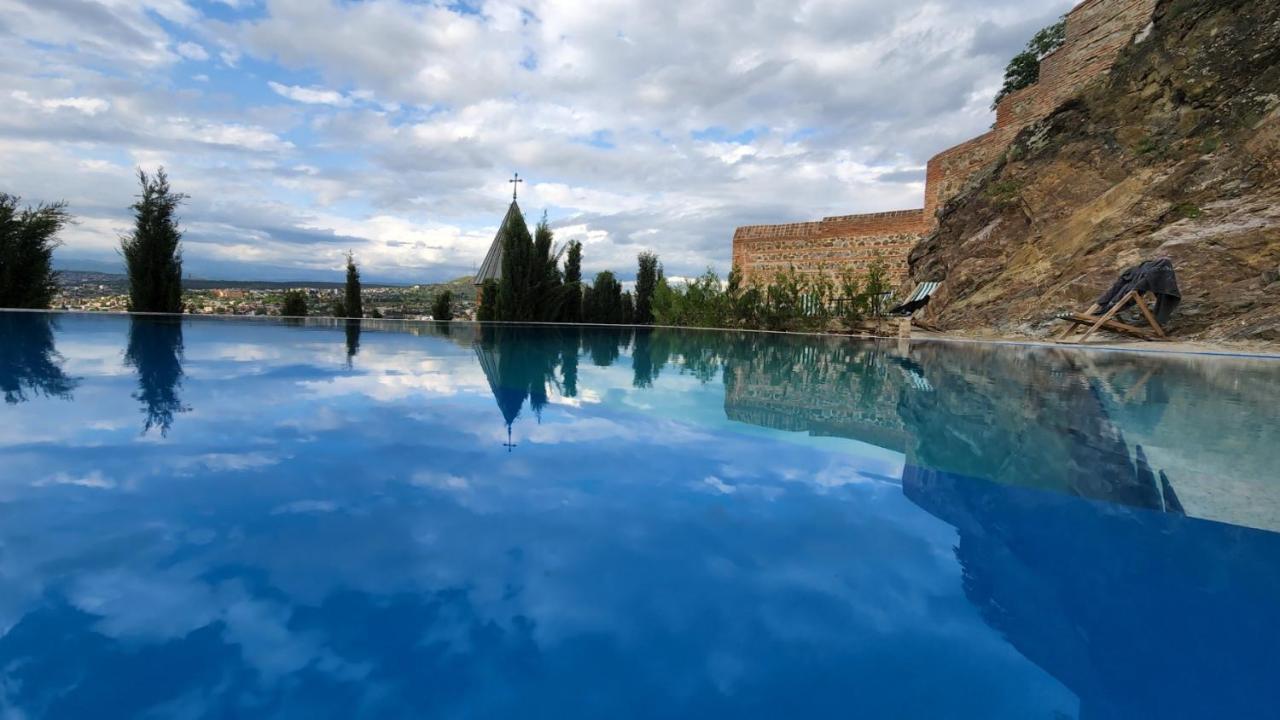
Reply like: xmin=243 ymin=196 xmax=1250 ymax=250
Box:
xmin=10 ymin=308 xmax=1280 ymax=361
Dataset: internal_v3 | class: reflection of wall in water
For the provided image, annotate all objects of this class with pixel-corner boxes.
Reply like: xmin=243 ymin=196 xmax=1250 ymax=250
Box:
xmin=720 ymin=337 xmax=1280 ymax=532
xmin=722 ymin=338 xmax=910 ymax=453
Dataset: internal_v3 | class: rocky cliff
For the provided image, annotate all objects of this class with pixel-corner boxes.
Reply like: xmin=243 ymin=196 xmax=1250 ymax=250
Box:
xmin=910 ymin=0 xmax=1280 ymax=342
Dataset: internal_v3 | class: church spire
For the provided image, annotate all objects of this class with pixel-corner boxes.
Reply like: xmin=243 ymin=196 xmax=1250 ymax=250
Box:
xmin=474 ymin=178 xmax=526 ymax=286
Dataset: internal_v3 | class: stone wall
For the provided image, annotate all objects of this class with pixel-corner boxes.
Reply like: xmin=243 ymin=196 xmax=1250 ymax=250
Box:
xmin=733 ymin=0 xmax=1157 ymax=285
xmin=732 ymin=210 xmax=928 ymax=285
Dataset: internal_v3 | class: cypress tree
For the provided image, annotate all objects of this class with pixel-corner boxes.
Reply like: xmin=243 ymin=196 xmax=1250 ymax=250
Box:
xmin=531 ymin=215 xmax=564 ymax=321
xmin=497 ymin=209 xmax=535 ymax=321
xmin=121 ymin=168 xmax=185 ymax=313
xmin=586 ymin=271 xmax=623 ymax=324
xmin=560 ymin=240 xmax=583 ymax=323
xmin=0 ymin=194 xmax=70 ymax=309
xmin=0 ymin=198 xmax=64 ymax=309
xmin=478 ymin=279 xmax=499 ymax=321
xmin=635 ymin=251 xmax=661 ymax=325
xmin=281 ymin=290 xmax=308 ymax=317
xmin=621 ymin=291 xmax=635 ymax=325
xmin=581 ymin=284 xmax=595 ymax=324
xmin=432 ymin=290 xmax=453 ymax=321
xmin=343 ymin=251 xmax=363 ymax=319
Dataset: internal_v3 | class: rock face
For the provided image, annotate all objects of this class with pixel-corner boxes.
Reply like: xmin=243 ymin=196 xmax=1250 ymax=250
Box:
xmin=910 ymin=0 xmax=1280 ymax=342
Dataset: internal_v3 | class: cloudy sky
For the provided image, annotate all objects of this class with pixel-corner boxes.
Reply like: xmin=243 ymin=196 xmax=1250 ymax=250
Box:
xmin=0 ymin=0 xmax=1071 ymax=283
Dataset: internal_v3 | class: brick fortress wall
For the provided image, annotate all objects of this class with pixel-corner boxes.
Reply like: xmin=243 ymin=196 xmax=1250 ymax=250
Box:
xmin=732 ymin=0 xmax=1158 ymax=286
xmin=732 ymin=210 xmax=929 ymax=285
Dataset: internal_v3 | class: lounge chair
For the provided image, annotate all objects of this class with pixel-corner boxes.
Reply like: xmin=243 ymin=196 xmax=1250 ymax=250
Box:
xmin=1055 ymin=289 xmax=1168 ymax=343
xmin=1056 ymin=259 xmax=1179 ymax=344
xmin=890 ymin=281 xmax=940 ymax=317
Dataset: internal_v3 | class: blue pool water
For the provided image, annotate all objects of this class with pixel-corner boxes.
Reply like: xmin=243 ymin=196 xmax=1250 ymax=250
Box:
xmin=1 ymin=311 xmax=1278 ymax=719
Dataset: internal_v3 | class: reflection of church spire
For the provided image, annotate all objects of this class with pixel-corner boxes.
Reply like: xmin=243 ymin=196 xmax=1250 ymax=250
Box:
xmin=474 ymin=331 xmax=525 ymax=451
xmin=473 ymin=325 xmax=581 ymax=451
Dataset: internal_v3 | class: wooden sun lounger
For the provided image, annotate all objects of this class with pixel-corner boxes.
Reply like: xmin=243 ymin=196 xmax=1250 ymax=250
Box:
xmin=1056 ymin=289 xmax=1167 ymax=344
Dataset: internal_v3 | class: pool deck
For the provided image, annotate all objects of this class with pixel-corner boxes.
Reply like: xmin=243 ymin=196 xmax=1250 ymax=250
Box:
xmin=907 ymin=329 xmax=1280 ymax=360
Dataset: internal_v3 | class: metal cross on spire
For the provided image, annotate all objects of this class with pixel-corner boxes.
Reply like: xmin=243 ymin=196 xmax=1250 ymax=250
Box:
xmin=509 ymin=172 xmax=523 ymax=201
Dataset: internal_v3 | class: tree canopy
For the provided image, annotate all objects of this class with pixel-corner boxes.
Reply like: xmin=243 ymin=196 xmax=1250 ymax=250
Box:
xmin=992 ymin=18 xmax=1066 ymax=109
xmin=497 ymin=208 xmax=536 ymax=321
xmin=122 ymin=168 xmax=185 ymax=313
xmin=0 ymin=194 xmax=70 ymax=309
xmin=635 ymin=251 xmax=661 ymax=325
xmin=495 ymin=208 xmax=574 ymax=322
xmin=343 ymin=252 xmax=363 ymax=319
xmin=559 ymin=240 xmax=583 ymax=323
xmin=584 ymin=271 xmax=623 ymax=324
xmin=281 ymin=290 xmax=308 ymax=317
xmin=432 ymin=290 xmax=454 ymax=321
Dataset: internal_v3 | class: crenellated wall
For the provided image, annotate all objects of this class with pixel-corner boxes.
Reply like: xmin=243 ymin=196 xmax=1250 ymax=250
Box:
xmin=733 ymin=0 xmax=1158 ymax=287
xmin=732 ymin=210 xmax=928 ymax=285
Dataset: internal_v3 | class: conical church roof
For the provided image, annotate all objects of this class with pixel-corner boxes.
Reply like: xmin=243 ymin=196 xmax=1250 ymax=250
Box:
xmin=474 ymin=200 xmax=522 ymax=285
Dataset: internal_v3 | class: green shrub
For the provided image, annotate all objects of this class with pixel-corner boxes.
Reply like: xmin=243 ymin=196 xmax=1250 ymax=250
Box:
xmin=432 ymin=290 xmax=453 ymax=321
xmin=281 ymin=290 xmax=308 ymax=317
xmin=653 ymin=262 xmax=893 ymax=333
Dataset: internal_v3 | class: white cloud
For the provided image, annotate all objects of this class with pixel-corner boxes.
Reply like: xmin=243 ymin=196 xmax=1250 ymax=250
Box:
xmin=268 ymin=81 xmax=352 ymax=107
xmin=33 ymin=471 xmax=117 ymax=489
xmin=176 ymin=41 xmax=210 ymax=61
xmin=11 ymin=90 xmax=110 ymax=116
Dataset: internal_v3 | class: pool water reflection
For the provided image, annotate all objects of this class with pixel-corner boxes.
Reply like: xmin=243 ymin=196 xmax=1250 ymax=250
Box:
xmin=1 ymin=311 xmax=1278 ymax=718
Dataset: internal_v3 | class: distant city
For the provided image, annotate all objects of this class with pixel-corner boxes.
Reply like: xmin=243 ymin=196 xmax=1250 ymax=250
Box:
xmin=52 ymin=270 xmax=478 ymax=320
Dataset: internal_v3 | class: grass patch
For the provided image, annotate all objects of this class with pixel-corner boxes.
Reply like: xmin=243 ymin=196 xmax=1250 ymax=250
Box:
xmin=1172 ymin=201 xmax=1203 ymax=220
xmin=1134 ymin=136 xmax=1162 ymax=155
xmin=984 ymin=178 xmax=1025 ymax=206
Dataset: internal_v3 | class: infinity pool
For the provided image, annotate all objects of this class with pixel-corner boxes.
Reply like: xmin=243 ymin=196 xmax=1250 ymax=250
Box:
xmin=2 ymin=311 xmax=1277 ymax=718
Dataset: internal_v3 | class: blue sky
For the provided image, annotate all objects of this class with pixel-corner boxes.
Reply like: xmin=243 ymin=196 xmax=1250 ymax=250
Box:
xmin=0 ymin=0 xmax=1072 ymax=282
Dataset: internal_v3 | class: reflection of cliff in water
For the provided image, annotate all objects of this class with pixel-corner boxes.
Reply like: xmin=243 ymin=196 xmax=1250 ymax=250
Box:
xmin=709 ymin=330 xmax=1280 ymax=717
xmin=896 ymin=344 xmax=1182 ymax=512
xmin=904 ymin=466 xmax=1280 ymax=719
xmin=0 ymin=313 xmax=79 ymax=404
xmin=719 ymin=337 xmax=1198 ymax=515
xmin=125 ymin=316 xmax=188 ymax=436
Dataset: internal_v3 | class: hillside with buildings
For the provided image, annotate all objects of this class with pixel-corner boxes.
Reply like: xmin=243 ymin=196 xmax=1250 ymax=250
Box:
xmin=911 ymin=0 xmax=1280 ymax=342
